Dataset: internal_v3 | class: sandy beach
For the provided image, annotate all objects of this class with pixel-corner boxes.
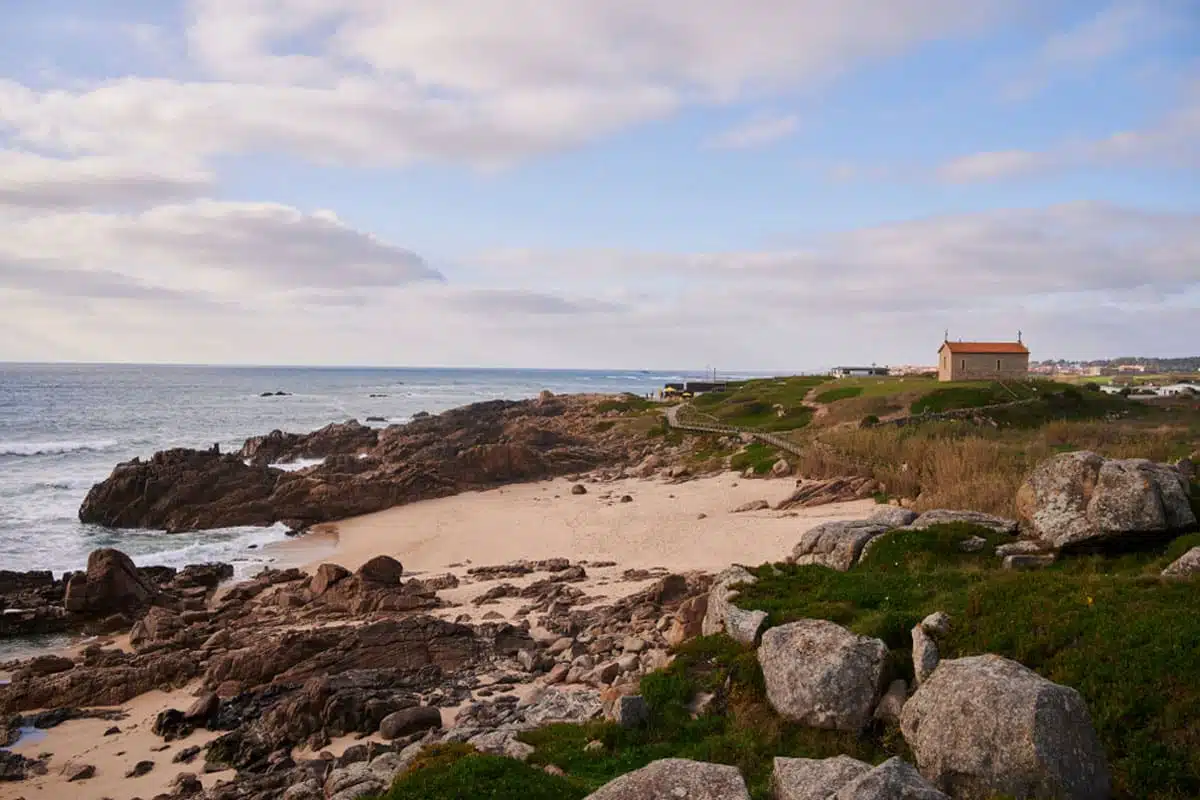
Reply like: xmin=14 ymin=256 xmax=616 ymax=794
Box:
xmin=3 ymin=472 xmax=874 ymax=800
xmin=288 ymin=473 xmax=875 ymax=576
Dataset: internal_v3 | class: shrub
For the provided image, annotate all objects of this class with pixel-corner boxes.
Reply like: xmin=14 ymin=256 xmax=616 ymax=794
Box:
xmin=860 ymin=414 xmax=880 ymax=428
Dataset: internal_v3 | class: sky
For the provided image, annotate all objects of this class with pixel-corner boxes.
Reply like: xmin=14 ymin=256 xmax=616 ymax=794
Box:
xmin=0 ymin=0 xmax=1196 ymax=371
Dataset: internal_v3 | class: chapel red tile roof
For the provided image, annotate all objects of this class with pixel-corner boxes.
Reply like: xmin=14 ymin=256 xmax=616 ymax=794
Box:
xmin=939 ymin=341 xmax=1030 ymax=354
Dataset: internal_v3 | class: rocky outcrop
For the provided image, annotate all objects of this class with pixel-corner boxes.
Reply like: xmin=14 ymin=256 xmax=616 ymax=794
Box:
xmin=790 ymin=520 xmax=891 ymax=571
xmin=776 ymin=477 xmax=880 ymax=510
xmin=1016 ymin=451 xmax=1196 ymax=550
xmin=0 ymin=648 xmax=200 ymax=713
xmin=900 ymin=654 xmax=1110 ymax=799
xmin=758 ymin=620 xmax=888 ymax=731
xmin=1162 ymin=546 xmax=1200 ymax=578
xmin=905 ymin=509 xmax=1019 ymax=535
xmin=240 ymin=421 xmax=379 ymax=466
xmin=81 ymin=396 xmax=635 ymax=532
xmin=701 ymin=566 xmax=766 ymax=645
xmin=63 ymin=548 xmax=155 ymax=615
xmin=584 ymin=758 xmax=750 ymax=800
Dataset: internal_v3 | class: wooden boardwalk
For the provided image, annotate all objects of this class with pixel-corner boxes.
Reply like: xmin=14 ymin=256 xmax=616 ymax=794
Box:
xmin=664 ymin=404 xmax=807 ymax=458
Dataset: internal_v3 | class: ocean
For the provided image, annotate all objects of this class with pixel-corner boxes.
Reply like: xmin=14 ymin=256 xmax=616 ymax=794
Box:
xmin=0 ymin=364 xmax=721 ymax=577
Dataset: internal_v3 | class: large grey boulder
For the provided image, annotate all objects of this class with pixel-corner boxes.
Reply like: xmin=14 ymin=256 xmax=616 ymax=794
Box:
xmin=906 ymin=509 xmax=1019 ymax=535
xmin=771 ymin=755 xmax=870 ymax=799
xmin=701 ymin=566 xmax=767 ymax=645
xmin=900 ymin=655 xmax=1110 ymax=799
xmin=584 ymin=758 xmax=749 ymax=799
xmin=758 ymin=620 xmax=889 ymax=731
xmin=1017 ymin=451 xmax=1196 ymax=549
xmin=790 ymin=520 xmax=890 ymax=571
xmin=869 ymin=506 xmax=919 ymax=527
xmin=1163 ymin=546 xmax=1200 ymax=578
xmin=771 ymin=756 xmax=945 ymax=800
xmin=832 ymin=757 xmax=948 ymax=800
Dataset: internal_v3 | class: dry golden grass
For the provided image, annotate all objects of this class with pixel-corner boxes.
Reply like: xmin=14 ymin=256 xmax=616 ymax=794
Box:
xmin=794 ymin=419 xmax=1197 ymax=517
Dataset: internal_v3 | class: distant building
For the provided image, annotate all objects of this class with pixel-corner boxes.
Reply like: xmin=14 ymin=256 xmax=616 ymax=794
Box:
xmin=831 ymin=366 xmax=889 ymax=378
xmin=937 ymin=338 xmax=1030 ymax=382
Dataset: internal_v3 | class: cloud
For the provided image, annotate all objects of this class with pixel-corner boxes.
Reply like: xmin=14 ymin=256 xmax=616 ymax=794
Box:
xmin=707 ymin=114 xmax=800 ymax=150
xmin=936 ymin=79 xmax=1200 ymax=181
xmin=1003 ymin=0 xmax=1184 ymax=99
xmin=0 ymin=1 xmax=1010 ymax=168
xmin=444 ymin=288 xmax=627 ymax=316
xmin=0 ymin=201 xmax=442 ymax=301
xmin=0 ymin=201 xmax=1194 ymax=367
xmin=0 ymin=150 xmax=211 ymax=210
xmin=937 ymin=149 xmax=1046 ymax=182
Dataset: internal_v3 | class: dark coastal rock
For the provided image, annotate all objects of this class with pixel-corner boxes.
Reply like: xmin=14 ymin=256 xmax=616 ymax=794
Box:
xmin=63 ymin=548 xmax=156 ymax=616
xmin=0 ymin=648 xmax=200 ymax=714
xmin=203 ymin=617 xmax=479 ymax=691
xmin=240 ymin=420 xmax=379 ymax=467
xmin=79 ymin=396 xmax=628 ymax=532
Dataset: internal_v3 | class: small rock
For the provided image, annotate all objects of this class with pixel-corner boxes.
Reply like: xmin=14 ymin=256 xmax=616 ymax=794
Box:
xmin=959 ymin=535 xmax=987 ymax=553
xmin=873 ymin=678 xmax=908 ymax=725
xmin=103 ymin=726 xmax=120 ymax=736
xmin=67 ymin=763 xmax=96 ymax=781
xmin=612 ymin=695 xmax=649 ymax=728
xmin=571 ymin=484 xmax=588 ymax=495
xmin=173 ymin=746 xmax=202 ymax=764
xmin=620 ymin=495 xmax=633 ymax=503
xmin=621 ymin=636 xmax=647 ymax=653
xmin=125 ymin=760 xmax=155 ymax=778
xmin=1162 ymin=546 xmax=1200 ymax=578
xmin=584 ymin=740 xmax=605 ymax=752
xmin=772 ymin=459 xmax=792 ymax=478
xmin=920 ymin=611 xmax=951 ymax=639
xmin=544 ymin=764 xmax=566 ymax=776
xmin=732 ymin=499 xmax=770 ymax=513
xmin=696 ymin=513 xmax=708 ymax=520
xmin=379 ymin=707 xmax=442 ymax=740
xmin=912 ymin=625 xmax=939 ymax=684
xmin=1003 ymin=554 xmax=1057 ymax=570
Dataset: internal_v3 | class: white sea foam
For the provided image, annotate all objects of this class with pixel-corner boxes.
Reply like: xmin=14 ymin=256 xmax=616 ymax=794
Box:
xmin=269 ymin=457 xmax=325 ymax=472
xmin=0 ymin=439 xmax=119 ymax=457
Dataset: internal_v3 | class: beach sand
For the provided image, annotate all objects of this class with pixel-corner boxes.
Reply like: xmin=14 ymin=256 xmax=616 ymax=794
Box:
xmin=286 ymin=472 xmax=875 ymax=576
xmin=4 ymin=685 xmax=233 ymax=800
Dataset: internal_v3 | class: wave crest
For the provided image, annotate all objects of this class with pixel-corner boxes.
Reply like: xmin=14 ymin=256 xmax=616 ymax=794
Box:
xmin=0 ymin=439 xmax=119 ymax=457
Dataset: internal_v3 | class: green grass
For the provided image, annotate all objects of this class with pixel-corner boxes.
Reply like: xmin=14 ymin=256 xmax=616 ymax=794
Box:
xmin=815 ymin=386 xmax=865 ymax=404
xmin=596 ymin=394 xmax=656 ymax=414
xmin=376 ymin=744 xmax=586 ymax=799
xmin=734 ymin=525 xmax=1200 ymax=798
xmin=730 ymin=442 xmax=782 ymax=475
xmin=910 ymin=383 xmax=1011 ymax=414
xmin=691 ymin=376 xmax=825 ymax=432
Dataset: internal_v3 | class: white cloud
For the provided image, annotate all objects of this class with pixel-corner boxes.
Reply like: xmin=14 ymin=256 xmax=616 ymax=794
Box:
xmin=0 ymin=0 xmax=1010 ymax=168
xmin=0 ymin=200 xmax=441 ymax=299
xmin=0 ymin=200 xmax=1194 ymax=367
xmin=0 ymin=150 xmax=211 ymax=210
xmin=707 ymin=114 xmax=800 ymax=150
xmin=936 ymin=79 xmax=1200 ymax=181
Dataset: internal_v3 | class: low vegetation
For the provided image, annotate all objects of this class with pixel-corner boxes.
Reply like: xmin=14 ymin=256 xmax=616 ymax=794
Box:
xmin=378 ymin=744 xmax=585 ymax=799
xmin=377 ymin=525 xmax=1200 ymax=800
xmin=737 ymin=524 xmax=1200 ymax=799
xmin=814 ymin=386 xmax=864 ymax=404
xmin=729 ymin=442 xmax=782 ymax=475
xmin=692 ymin=376 xmax=825 ymax=432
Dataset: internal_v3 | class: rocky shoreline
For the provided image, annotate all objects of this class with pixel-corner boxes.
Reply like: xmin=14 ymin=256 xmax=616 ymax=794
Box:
xmin=2 ymin=392 xmax=1197 ymax=799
